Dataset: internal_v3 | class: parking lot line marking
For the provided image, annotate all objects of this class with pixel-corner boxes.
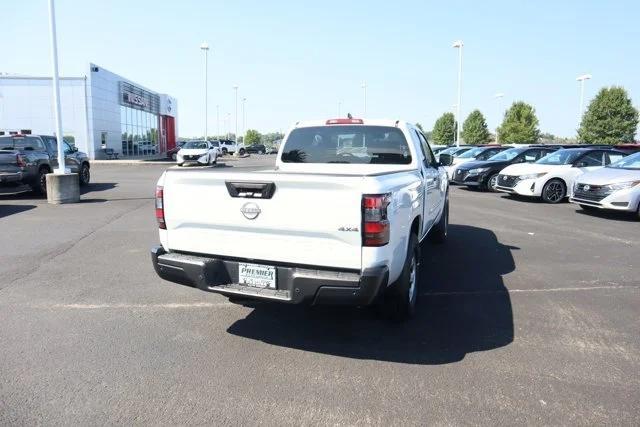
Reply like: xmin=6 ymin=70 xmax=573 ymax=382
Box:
xmin=422 ymin=284 xmax=637 ymax=297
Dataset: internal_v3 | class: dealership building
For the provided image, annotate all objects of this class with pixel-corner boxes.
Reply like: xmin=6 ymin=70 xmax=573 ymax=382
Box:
xmin=0 ymin=63 xmax=177 ymax=159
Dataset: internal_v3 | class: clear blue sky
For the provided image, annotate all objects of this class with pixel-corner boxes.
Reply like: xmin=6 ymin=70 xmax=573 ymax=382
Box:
xmin=3 ymin=0 xmax=639 ymax=138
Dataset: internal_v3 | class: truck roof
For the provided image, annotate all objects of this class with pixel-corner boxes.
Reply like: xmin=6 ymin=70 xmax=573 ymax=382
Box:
xmin=293 ymin=118 xmax=410 ymax=129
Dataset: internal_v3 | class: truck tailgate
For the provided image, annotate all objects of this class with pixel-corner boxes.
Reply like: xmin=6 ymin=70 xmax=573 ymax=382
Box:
xmin=162 ymin=170 xmax=364 ymax=270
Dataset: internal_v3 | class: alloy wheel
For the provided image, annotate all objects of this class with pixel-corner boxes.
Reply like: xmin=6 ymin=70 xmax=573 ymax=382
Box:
xmin=488 ymin=174 xmax=499 ymax=191
xmin=544 ymin=181 xmax=565 ymax=203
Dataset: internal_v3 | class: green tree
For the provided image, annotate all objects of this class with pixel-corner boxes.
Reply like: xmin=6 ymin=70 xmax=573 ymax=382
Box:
xmin=415 ymin=122 xmax=425 ymax=133
xmin=244 ymin=129 xmax=262 ymax=145
xmin=431 ymin=112 xmax=456 ymax=145
xmin=578 ymin=86 xmax=638 ymax=144
xmin=498 ymin=101 xmax=540 ymax=144
xmin=461 ymin=110 xmax=490 ymax=144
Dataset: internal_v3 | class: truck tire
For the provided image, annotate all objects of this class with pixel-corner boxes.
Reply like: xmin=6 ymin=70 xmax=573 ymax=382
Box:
xmin=429 ymin=196 xmax=449 ymax=244
xmin=32 ymin=167 xmax=50 ymax=196
xmin=383 ymin=234 xmax=419 ymax=322
xmin=79 ymin=163 xmax=90 ymax=186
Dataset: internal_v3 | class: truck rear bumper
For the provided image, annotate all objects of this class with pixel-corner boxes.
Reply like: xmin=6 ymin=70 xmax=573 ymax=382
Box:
xmin=0 ymin=171 xmax=24 ymax=184
xmin=151 ymin=246 xmax=388 ymax=306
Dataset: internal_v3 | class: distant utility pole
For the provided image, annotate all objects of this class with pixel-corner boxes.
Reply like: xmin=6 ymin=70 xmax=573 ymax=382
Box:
xmin=452 ymin=40 xmax=464 ymax=147
xmin=233 ymin=85 xmax=239 ymax=142
xmin=216 ymin=104 xmax=220 ymax=138
xmin=200 ymin=42 xmax=210 ymax=141
xmin=494 ymin=93 xmax=504 ymax=143
xmin=242 ymin=97 xmax=246 ymax=142
xmin=576 ymin=74 xmax=592 ymax=130
xmin=361 ymin=82 xmax=367 ymax=116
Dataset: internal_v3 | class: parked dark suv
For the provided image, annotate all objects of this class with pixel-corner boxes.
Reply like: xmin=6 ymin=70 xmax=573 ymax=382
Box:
xmin=245 ymin=144 xmax=267 ymax=154
xmin=0 ymin=134 xmax=90 ymax=195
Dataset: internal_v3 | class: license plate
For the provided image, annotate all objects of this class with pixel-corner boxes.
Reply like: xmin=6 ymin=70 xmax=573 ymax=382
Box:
xmin=238 ymin=263 xmax=276 ymax=289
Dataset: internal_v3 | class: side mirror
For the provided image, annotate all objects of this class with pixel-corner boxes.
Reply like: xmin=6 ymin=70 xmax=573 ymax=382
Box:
xmin=72 ymin=146 xmax=78 ymax=153
xmin=439 ymin=153 xmax=454 ymax=166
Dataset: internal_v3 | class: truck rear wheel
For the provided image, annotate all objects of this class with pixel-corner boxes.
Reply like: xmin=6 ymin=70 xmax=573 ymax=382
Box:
xmin=383 ymin=234 xmax=419 ymax=322
xmin=429 ymin=196 xmax=448 ymax=244
xmin=32 ymin=167 xmax=50 ymax=196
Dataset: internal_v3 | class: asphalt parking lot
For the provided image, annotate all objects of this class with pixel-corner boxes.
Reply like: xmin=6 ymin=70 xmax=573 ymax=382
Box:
xmin=1 ymin=157 xmax=638 ymax=425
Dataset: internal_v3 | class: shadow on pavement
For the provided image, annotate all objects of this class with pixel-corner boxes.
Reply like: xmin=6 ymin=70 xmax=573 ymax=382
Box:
xmin=0 ymin=204 xmax=37 ymax=219
xmin=80 ymin=182 xmax=117 ymax=195
xmin=574 ymin=206 xmax=638 ymax=223
xmin=227 ymin=224 xmax=515 ymax=365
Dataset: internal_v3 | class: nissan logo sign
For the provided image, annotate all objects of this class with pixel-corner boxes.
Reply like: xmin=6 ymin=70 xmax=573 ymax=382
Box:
xmin=240 ymin=202 xmax=261 ymax=220
xmin=123 ymin=91 xmax=149 ymax=108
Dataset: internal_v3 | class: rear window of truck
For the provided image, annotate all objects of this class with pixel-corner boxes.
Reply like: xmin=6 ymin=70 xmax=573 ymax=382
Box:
xmin=281 ymin=126 xmax=412 ymax=164
xmin=0 ymin=136 xmax=45 ymax=151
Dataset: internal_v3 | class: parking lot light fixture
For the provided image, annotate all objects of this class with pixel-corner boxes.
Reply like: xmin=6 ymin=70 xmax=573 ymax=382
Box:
xmin=452 ymin=40 xmax=463 ymax=147
xmin=47 ymin=0 xmax=67 ymax=174
xmin=361 ymin=82 xmax=367 ymax=116
xmin=494 ymin=93 xmax=504 ymax=143
xmin=233 ymin=85 xmax=239 ymax=144
xmin=216 ymin=104 xmax=220 ymax=138
xmin=242 ymin=97 xmax=246 ymax=143
xmin=576 ymin=74 xmax=592 ymax=130
xmin=200 ymin=42 xmax=210 ymax=142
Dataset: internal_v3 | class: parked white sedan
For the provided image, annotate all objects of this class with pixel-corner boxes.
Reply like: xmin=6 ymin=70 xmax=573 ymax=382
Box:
xmin=570 ymin=151 xmax=640 ymax=217
xmin=495 ymin=148 xmax=627 ymax=203
xmin=176 ymin=140 xmax=219 ymax=166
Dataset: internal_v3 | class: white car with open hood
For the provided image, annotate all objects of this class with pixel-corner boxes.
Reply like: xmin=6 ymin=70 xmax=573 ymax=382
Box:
xmin=176 ymin=140 xmax=220 ymax=166
xmin=570 ymin=151 xmax=640 ymax=218
xmin=151 ymin=118 xmax=453 ymax=320
xmin=495 ymin=147 xmax=627 ymax=203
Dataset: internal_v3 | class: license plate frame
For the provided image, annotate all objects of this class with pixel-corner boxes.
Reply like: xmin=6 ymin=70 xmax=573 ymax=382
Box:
xmin=238 ymin=263 xmax=276 ymax=289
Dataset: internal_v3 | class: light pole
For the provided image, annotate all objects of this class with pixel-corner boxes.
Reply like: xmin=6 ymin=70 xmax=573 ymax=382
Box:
xmin=452 ymin=40 xmax=463 ymax=147
xmin=226 ymin=112 xmax=231 ymax=140
xmin=494 ymin=93 xmax=504 ymax=143
xmin=216 ymin=104 xmax=220 ymax=138
xmin=576 ymin=74 xmax=592 ymax=130
xmin=242 ymin=97 xmax=246 ymax=143
xmin=47 ymin=0 xmax=66 ymax=174
xmin=200 ymin=42 xmax=210 ymax=141
xmin=233 ymin=86 xmax=239 ymax=144
xmin=361 ymin=82 xmax=367 ymax=116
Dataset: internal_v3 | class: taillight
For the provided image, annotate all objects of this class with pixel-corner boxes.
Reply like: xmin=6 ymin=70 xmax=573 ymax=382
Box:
xmin=362 ymin=193 xmax=391 ymax=246
xmin=16 ymin=154 xmax=26 ymax=168
xmin=155 ymin=186 xmax=166 ymax=229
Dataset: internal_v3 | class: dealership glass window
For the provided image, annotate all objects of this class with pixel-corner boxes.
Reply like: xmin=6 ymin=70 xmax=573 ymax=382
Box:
xmin=120 ymin=105 xmax=159 ymax=157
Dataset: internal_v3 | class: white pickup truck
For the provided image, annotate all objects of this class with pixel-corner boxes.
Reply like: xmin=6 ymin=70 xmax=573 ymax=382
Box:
xmin=151 ymin=118 xmax=453 ymax=320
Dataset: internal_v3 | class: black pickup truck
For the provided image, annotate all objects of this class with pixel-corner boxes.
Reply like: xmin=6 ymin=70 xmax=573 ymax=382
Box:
xmin=0 ymin=134 xmax=91 ymax=195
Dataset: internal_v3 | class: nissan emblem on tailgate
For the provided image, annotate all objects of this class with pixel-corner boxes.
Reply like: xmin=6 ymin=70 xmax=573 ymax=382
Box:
xmin=240 ymin=202 xmax=261 ymax=220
